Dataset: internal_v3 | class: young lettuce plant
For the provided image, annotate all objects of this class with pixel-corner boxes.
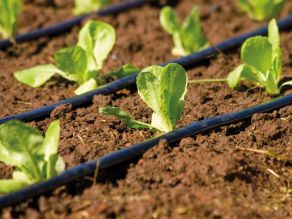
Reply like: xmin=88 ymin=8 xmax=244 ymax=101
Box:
xmin=189 ymin=19 xmax=292 ymax=95
xmin=0 ymin=0 xmax=22 ymax=38
xmin=237 ymin=0 xmax=285 ymax=21
xmin=159 ymin=6 xmax=208 ymax=56
xmin=99 ymin=63 xmax=188 ymax=132
xmin=74 ymin=0 xmax=110 ymax=15
xmin=14 ymin=20 xmax=116 ymax=95
xmin=0 ymin=120 xmax=64 ymax=194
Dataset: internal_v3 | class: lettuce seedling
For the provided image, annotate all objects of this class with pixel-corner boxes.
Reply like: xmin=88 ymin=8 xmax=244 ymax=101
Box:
xmin=74 ymin=0 xmax=110 ymax=15
xmin=237 ymin=0 xmax=285 ymax=21
xmin=99 ymin=63 xmax=188 ymax=132
xmin=160 ymin=6 xmax=208 ymax=56
xmin=189 ymin=19 xmax=292 ymax=95
xmin=0 ymin=120 xmax=64 ymax=194
xmin=226 ymin=19 xmax=292 ymax=95
xmin=0 ymin=0 xmax=22 ymax=38
xmin=14 ymin=20 xmax=116 ymax=95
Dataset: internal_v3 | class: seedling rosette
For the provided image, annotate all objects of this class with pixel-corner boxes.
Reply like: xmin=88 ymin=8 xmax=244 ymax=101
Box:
xmin=100 ymin=63 xmax=188 ymax=132
xmin=13 ymin=20 xmax=139 ymax=95
xmin=0 ymin=0 xmax=22 ymax=38
xmin=0 ymin=120 xmax=64 ymax=193
xmin=190 ymin=19 xmax=292 ymax=95
xmin=160 ymin=6 xmax=209 ymax=56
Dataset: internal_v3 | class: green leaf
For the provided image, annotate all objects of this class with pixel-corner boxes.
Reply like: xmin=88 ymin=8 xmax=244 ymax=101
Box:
xmin=227 ymin=64 xmax=245 ymax=88
xmin=77 ymin=20 xmax=115 ymax=71
xmin=137 ymin=63 xmax=187 ymax=132
xmin=268 ymin=19 xmax=282 ymax=83
xmin=54 ymin=45 xmax=87 ymax=84
xmin=42 ymin=120 xmax=64 ymax=179
xmin=237 ymin=0 xmax=285 ymax=21
xmin=180 ymin=7 xmax=209 ymax=54
xmin=0 ymin=120 xmax=64 ymax=193
xmin=14 ymin=64 xmax=63 ymax=88
xmin=227 ymin=64 xmax=264 ymax=88
xmin=159 ymin=6 xmax=208 ymax=56
xmin=241 ymin=36 xmax=273 ymax=74
xmin=108 ymin=64 xmax=139 ymax=79
xmin=99 ymin=107 xmax=158 ymax=131
xmin=0 ymin=120 xmax=44 ymax=182
xmin=0 ymin=0 xmax=22 ymax=38
xmin=268 ymin=18 xmax=280 ymax=50
xmin=73 ymin=0 xmax=110 ymax=15
xmin=74 ymin=78 xmax=98 ymax=95
xmin=159 ymin=6 xmax=179 ymax=35
xmin=0 ymin=179 xmax=29 ymax=194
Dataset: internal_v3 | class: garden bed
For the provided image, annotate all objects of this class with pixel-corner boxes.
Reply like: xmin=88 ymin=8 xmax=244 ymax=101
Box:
xmin=1 ymin=0 xmax=291 ymax=118
xmin=0 ymin=0 xmax=292 ymax=217
xmin=5 ymin=105 xmax=291 ymax=218
xmin=1 ymin=27 xmax=291 ymax=217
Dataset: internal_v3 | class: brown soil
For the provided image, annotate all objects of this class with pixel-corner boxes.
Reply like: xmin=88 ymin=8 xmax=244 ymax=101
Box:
xmin=1 ymin=0 xmax=292 ymax=118
xmin=1 ymin=28 xmax=292 ymax=218
xmin=3 ymin=0 xmax=121 ymax=38
xmin=0 ymin=1 xmax=292 ymax=218
xmin=18 ymin=0 xmax=73 ymax=35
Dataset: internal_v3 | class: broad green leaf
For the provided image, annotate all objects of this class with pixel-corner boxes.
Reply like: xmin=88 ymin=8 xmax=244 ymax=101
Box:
xmin=268 ymin=18 xmax=280 ymax=50
xmin=227 ymin=64 xmax=245 ymax=88
xmin=0 ymin=0 xmax=22 ymax=38
xmin=241 ymin=36 xmax=273 ymax=74
xmin=137 ymin=66 xmax=163 ymax=114
xmin=73 ymin=0 xmax=110 ymax=15
xmin=14 ymin=64 xmax=62 ymax=88
xmin=180 ymin=7 xmax=209 ymax=54
xmin=99 ymin=107 xmax=158 ymax=131
xmin=159 ymin=6 xmax=179 ymax=35
xmin=42 ymin=120 xmax=64 ymax=178
xmin=137 ymin=63 xmax=187 ymax=132
xmin=237 ymin=0 xmax=285 ymax=21
xmin=159 ymin=63 xmax=187 ymax=130
xmin=268 ymin=19 xmax=282 ymax=82
xmin=78 ymin=20 xmax=115 ymax=70
xmin=55 ymin=45 xmax=87 ymax=83
xmin=227 ymin=64 xmax=262 ymax=88
xmin=108 ymin=64 xmax=139 ymax=79
xmin=0 ymin=179 xmax=29 ymax=194
xmin=74 ymin=78 xmax=98 ymax=95
xmin=0 ymin=120 xmax=44 ymax=182
xmin=0 ymin=170 xmax=31 ymax=194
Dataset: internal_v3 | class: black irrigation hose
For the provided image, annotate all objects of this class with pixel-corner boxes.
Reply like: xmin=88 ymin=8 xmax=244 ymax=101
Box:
xmin=0 ymin=15 xmax=291 ymax=124
xmin=1 ymin=93 xmax=292 ymax=208
xmin=0 ymin=0 xmax=152 ymax=50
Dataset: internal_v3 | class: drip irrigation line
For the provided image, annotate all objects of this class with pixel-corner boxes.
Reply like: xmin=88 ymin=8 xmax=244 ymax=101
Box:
xmin=1 ymin=93 xmax=292 ymax=208
xmin=0 ymin=15 xmax=291 ymax=124
xmin=0 ymin=0 xmax=152 ymax=50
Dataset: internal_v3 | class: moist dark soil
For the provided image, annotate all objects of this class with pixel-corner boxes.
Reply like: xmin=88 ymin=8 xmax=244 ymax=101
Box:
xmin=2 ymin=0 xmax=121 ymax=38
xmin=1 ymin=29 xmax=292 ymax=218
xmin=0 ymin=1 xmax=292 ymax=218
xmin=1 ymin=0 xmax=292 ymax=118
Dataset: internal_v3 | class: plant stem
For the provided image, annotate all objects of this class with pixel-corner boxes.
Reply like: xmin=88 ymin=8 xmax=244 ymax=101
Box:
xmin=188 ymin=78 xmax=227 ymax=83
